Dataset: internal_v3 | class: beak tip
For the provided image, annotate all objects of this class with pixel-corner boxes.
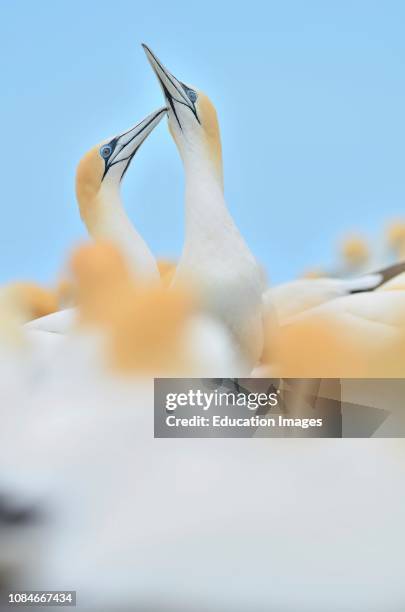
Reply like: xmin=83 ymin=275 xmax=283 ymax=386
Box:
xmin=141 ymin=42 xmax=151 ymax=56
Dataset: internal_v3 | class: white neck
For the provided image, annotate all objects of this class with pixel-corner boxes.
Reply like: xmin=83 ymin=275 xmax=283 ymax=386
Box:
xmin=182 ymin=153 xmax=235 ymax=247
xmin=175 ymin=144 xmax=265 ymax=369
xmin=89 ymin=182 xmax=159 ymax=281
xmin=177 ymin=148 xmax=261 ymax=276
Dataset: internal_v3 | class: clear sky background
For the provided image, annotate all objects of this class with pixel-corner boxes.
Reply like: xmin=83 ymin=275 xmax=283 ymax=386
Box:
xmin=1 ymin=0 xmax=404 ymax=285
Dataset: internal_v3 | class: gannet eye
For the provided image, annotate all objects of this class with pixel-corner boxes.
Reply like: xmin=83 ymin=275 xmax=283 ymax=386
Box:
xmin=187 ymin=89 xmax=198 ymax=103
xmin=181 ymin=82 xmax=198 ymax=104
xmin=100 ymin=145 xmax=112 ymax=159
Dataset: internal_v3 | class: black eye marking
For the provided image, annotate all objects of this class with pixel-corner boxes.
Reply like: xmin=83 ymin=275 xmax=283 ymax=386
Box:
xmin=182 ymin=84 xmax=198 ymax=104
xmin=100 ymin=108 xmax=165 ymax=183
xmin=101 ymin=138 xmax=118 ymax=180
xmin=153 ymin=68 xmax=200 ymax=128
xmin=178 ymin=81 xmax=200 ymax=123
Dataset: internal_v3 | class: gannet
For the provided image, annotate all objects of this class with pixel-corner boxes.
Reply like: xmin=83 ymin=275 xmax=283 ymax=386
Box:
xmin=141 ymin=45 xmax=405 ymax=371
xmin=340 ymin=235 xmax=370 ymax=272
xmin=143 ymin=44 xmax=265 ymax=369
xmin=76 ymin=108 xmax=166 ymax=281
xmin=262 ymin=259 xmax=405 ymax=322
xmin=0 ymin=282 xmax=59 ymax=322
xmin=258 ymin=260 xmax=405 ymax=377
xmin=26 ymin=108 xmax=166 ymax=336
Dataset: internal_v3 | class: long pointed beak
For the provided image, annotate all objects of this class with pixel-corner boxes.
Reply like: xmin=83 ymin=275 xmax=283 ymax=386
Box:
xmin=108 ymin=107 xmax=167 ymax=166
xmin=108 ymin=107 xmax=167 ymax=170
xmin=142 ymin=44 xmax=199 ymax=129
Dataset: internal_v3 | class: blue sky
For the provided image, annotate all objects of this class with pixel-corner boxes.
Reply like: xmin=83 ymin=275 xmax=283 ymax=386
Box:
xmin=1 ymin=0 xmax=405 ymax=284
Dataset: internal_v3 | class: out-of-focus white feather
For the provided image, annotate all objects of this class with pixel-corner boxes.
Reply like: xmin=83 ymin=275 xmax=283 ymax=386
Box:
xmin=263 ymin=275 xmax=382 ymax=321
xmin=0 ymin=359 xmax=404 ymax=611
xmin=24 ymin=308 xmax=77 ymax=334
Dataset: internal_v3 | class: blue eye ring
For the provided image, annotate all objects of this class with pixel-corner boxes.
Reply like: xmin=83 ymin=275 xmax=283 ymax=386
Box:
xmin=187 ymin=89 xmax=198 ymax=103
xmin=100 ymin=144 xmax=112 ymax=159
xmin=181 ymin=82 xmax=198 ymax=104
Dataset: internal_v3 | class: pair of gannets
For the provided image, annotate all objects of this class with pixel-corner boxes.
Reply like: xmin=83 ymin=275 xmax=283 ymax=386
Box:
xmin=28 ymin=45 xmax=265 ymax=369
xmin=27 ymin=44 xmax=405 ymax=374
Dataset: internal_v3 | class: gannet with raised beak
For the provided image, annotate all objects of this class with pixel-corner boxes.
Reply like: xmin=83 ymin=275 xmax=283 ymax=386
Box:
xmin=143 ymin=44 xmax=265 ymax=368
xmin=141 ymin=47 xmax=393 ymax=360
xmin=76 ymin=108 xmax=167 ymax=281
xmin=26 ymin=108 xmax=166 ymax=335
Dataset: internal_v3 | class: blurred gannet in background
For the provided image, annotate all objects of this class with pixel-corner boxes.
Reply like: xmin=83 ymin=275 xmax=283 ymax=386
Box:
xmin=275 ymin=226 xmax=405 ymax=323
xmin=386 ymin=219 xmax=405 ymax=263
xmin=22 ymin=241 xmax=243 ymax=376
xmin=259 ymin=259 xmax=405 ymax=377
xmin=22 ymin=239 xmax=245 ymax=376
xmin=263 ymin=273 xmax=382 ymax=321
xmin=0 ymin=282 xmax=59 ymax=323
xmin=1 ymin=358 xmax=405 ymax=611
xmin=143 ymin=45 xmax=265 ymax=369
xmin=264 ymin=230 xmax=405 ymax=324
xmin=0 ymin=281 xmax=68 ymax=356
xmin=69 ymin=241 xmax=243 ymax=376
xmin=339 ymin=234 xmax=370 ymax=274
